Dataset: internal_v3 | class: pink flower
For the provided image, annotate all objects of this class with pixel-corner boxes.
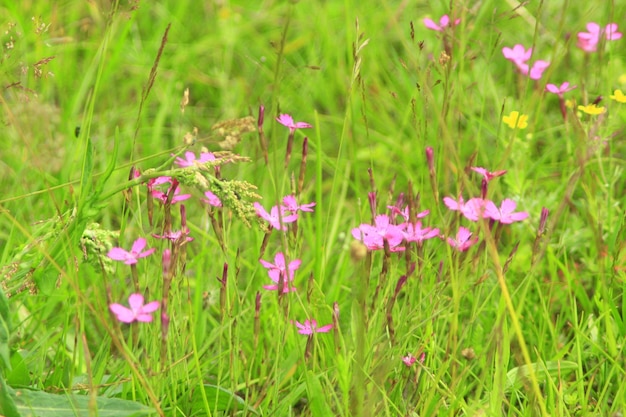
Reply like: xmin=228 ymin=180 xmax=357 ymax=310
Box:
xmin=502 ymin=44 xmax=532 ymax=67
xmin=174 ymin=151 xmax=216 ymax=168
xmin=484 ymin=198 xmax=528 ymax=224
xmin=149 ymin=177 xmax=191 ymax=204
xmin=202 ymin=190 xmax=222 ymax=207
xmin=282 ymin=195 xmax=316 ymax=213
xmin=443 ymin=195 xmax=465 ymax=212
xmin=447 ymin=227 xmax=479 ymax=252
xmin=351 ymin=214 xmax=405 ymax=251
xmin=402 ymin=221 xmax=440 ymax=243
xmin=460 ymin=198 xmax=494 ymax=222
xmin=260 ymin=252 xmax=301 ymax=293
xmin=545 ymin=82 xmax=577 ymax=98
xmin=293 ymin=319 xmax=333 ymax=335
xmin=402 ymin=354 xmax=417 ymax=367
xmin=577 ymin=22 xmax=622 ymax=52
xmin=109 ymin=294 xmax=160 ymax=323
xmin=152 ymin=229 xmax=193 ymax=243
xmin=276 ymin=114 xmax=312 ymax=134
xmin=107 ymin=238 xmax=156 ymax=265
xmin=524 ymin=60 xmax=550 ymax=80
xmin=387 ymin=205 xmax=429 ymax=222
xmin=423 ymin=15 xmax=460 ymax=32
xmin=471 ymin=167 xmax=507 ymax=182
xmin=254 ymin=202 xmax=298 ymax=231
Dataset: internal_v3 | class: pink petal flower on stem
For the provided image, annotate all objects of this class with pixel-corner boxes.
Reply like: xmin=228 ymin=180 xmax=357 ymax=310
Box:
xmin=351 ymin=214 xmax=405 ymax=251
xmin=443 ymin=195 xmax=465 ymax=212
xmin=276 ymin=114 xmax=312 ymax=134
xmin=484 ymin=198 xmax=529 ymax=224
xmin=260 ymin=252 xmax=301 ymax=293
xmin=402 ymin=222 xmax=440 ymax=243
xmin=402 ymin=354 xmax=417 ymax=367
xmin=502 ymin=44 xmax=532 ymax=66
xmin=282 ymin=195 xmax=316 ymax=213
xmin=109 ymin=293 xmax=160 ymax=323
xmin=202 ymin=190 xmax=222 ymax=207
xmin=152 ymin=229 xmax=194 ymax=243
xmin=423 ymin=14 xmax=460 ymax=32
xmin=545 ymin=82 xmax=577 ymax=97
xmin=461 ymin=198 xmax=496 ymax=222
xmin=254 ymin=202 xmax=298 ymax=231
xmin=471 ymin=167 xmax=507 ymax=182
xmin=526 ymin=60 xmax=550 ymax=80
xmin=107 ymin=238 xmax=156 ymax=265
xmin=578 ymin=22 xmax=622 ymax=52
xmin=174 ymin=151 xmax=216 ymax=168
xmin=447 ymin=227 xmax=479 ymax=252
xmin=293 ymin=319 xmax=333 ymax=335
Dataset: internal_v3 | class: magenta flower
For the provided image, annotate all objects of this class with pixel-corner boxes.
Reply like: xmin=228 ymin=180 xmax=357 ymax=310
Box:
xmin=402 ymin=354 xmax=417 ymax=367
xmin=443 ymin=195 xmax=465 ymax=212
xmin=351 ymin=214 xmax=405 ymax=251
xmin=577 ymin=22 xmax=622 ymax=52
xmin=152 ymin=229 xmax=194 ymax=243
xmin=471 ymin=167 xmax=507 ymax=182
xmin=109 ymin=294 xmax=160 ymax=323
xmin=502 ymin=44 xmax=532 ymax=67
xmin=460 ymin=198 xmax=495 ymax=222
xmin=202 ymin=190 xmax=222 ymax=207
xmin=545 ymin=82 xmax=577 ymax=98
xmin=402 ymin=221 xmax=440 ymax=243
xmin=524 ymin=60 xmax=550 ymax=80
xmin=174 ymin=151 xmax=216 ymax=168
xmin=423 ymin=14 xmax=460 ymax=32
xmin=447 ymin=227 xmax=479 ymax=252
xmin=387 ymin=205 xmax=429 ymax=222
xmin=293 ymin=319 xmax=333 ymax=335
xmin=276 ymin=114 xmax=312 ymax=134
xmin=282 ymin=195 xmax=316 ymax=213
xmin=260 ymin=252 xmax=301 ymax=293
xmin=149 ymin=177 xmax=191 ymax=204
xmin=484 ymin=198 xmax=529 ymax=224
xmin=107 ymin=238 xmax=156 ymax=265
xmin=254 ymin=202 xmax=298 ymax=231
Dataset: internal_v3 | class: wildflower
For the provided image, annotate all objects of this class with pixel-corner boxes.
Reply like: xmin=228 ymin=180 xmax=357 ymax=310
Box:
xmin=471 ymin=167 xmax=507 ymax=182
xmin=402 ymin=221 xmax=440 ymax=243
xmin=502 ymin=111 xmax=528 ymax=129
xmin=460 ymin=197 xmax=493 ymax=222
xmin=109 ymin=294 xmax=160 ymax=323
xmin=152 ymin=229 xmax=194 ymax=243
xmin=577 ymin=104 xmax=606 ymax=115
xmin=149 ymin=177 xmax=191 ymax=204
xmin=351 ymin=214 xmax=405 ymax=251
xmin=387 ymin=205 xmax=429 ymax=222
xmin=281 ymin=195 xmax=316 ymax=213
xmin=260 ymin=252 xmax=300 ymax=293
xmin=174 ymin=151 xmax=216 ymax=168
xmin=423 ymin=15 xmax=460 ymax=32
xmin=293 ymin=319 xmax=333 ymax=335
xmin=502 ymin=44 xmax=532 ymax=67
xmin=484 ymin=198 xmax=529 ymax=224
xmin=402 ymin=354 xmax=417 ymax=367
xmin=545 ymin=82 xmax=577 ymax=98
xmin=522 ymin=60 xmax=550 ymax=80
xmin=276 ymin=114 xmax=312 ymax=134
xmin=202 ymin=190 xmax=222 ymax=207
xmin=254 ymin=202 xmax=298 ymax=231
xmin=443 ymin=195 xmax=465 ymax=212
xmin=107 ymin=238 xmax=156 ymax=265
xmin=577 ymin=22 xmax=622 ymax=52
xmin=610 ymin=89 xmax=626 ymax=103
xmin=447 ymin=227 xmax=479 ymax=252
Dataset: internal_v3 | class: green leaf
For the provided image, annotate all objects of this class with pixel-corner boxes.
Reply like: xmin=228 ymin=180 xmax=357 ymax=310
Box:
xmin=504 ymin=361 xmax=578 ymax=393
xmin=0 ymin=376 xmax=21 ymax=417
xmin=9 ymin=386 xmax=155 ymax=417
xmin=0 ymin=287 xmax=11 ymax=371
xmin=190 ymin=384 xmax=258 ymax=416
xmin=305 ymin=371 xmax=333 ymax=416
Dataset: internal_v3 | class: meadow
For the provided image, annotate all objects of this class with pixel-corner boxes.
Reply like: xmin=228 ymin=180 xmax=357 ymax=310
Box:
xmin=1 ymin=0 xmax=625 ymax=416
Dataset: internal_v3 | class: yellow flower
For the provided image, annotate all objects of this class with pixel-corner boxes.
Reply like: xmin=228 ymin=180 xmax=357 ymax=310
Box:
xmin=610 ymin=89 xmax=626 ymax=103
xmin=502 ymin=111 xmax=528 ymax=129
xmin=565 ymin=99 xmax=575 ymax=109
xmin=619 ymin=74 xmax=626 ymax=84
xmin=577 ymin=104 xmax=606 ymax=115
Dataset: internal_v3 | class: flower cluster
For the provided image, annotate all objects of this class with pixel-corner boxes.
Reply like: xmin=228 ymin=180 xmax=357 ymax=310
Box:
xmin=577 ymin=22 xmax=622 ymax=52
xmin=502 ymin=44 xmax=549 ymax=80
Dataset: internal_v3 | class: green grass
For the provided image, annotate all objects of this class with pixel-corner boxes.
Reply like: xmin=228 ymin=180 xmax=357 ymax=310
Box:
xmin=1 ymin=0 xmax=625 ymax=416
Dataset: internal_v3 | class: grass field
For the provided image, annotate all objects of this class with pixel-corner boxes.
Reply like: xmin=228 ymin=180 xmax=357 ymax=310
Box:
xmin=1 ymin=1 xmax=625 ymax=416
